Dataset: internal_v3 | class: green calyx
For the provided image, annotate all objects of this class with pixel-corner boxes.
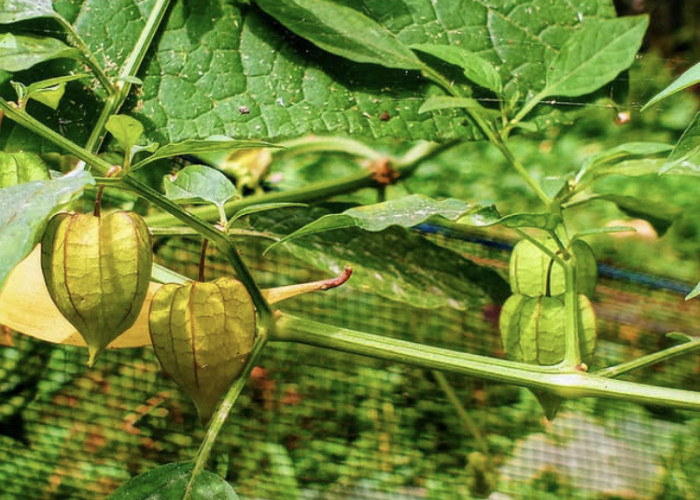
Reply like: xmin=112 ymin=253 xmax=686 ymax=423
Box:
xmin=41 ymin=211 xmax=153 ymax=366
xmin=148 ymin=277 xmax=256 ymax=422
xmin=499 ymin=294 xmax=597 ymax=366
xmin=509 ymin=237 xmax=598 ymax=298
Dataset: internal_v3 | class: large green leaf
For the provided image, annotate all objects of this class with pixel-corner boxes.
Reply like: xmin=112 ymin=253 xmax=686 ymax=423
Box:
xmin=0 ymin=33 xmax=80 ymax=72
xmin=250 ymin=206 xmax=510 ymax=308
xmin=164 ymin=165 xmax=237 ymax=212
xmin=107 ymin=462 xmax=239 ymax=500
xmin=596 ymin=193 xmax=681 ymax=236
xmin=253 ymin=0 xmax=423 ymax=70
xmin=544 ymin=16 xmax=648 ymax=97
xmin=0 ymin=0 xmax=56 ymax=24
xmin=0 ymin=169 xmax=93 ymax=289
xmin=4 ymin=0 xmax=623 ymax=147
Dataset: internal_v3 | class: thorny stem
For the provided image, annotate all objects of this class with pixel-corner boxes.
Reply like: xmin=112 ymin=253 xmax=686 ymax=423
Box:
xmin=274 ymin=313 xmax=700 ymax=411
xmin=184 ymin=331 xmax=269 ymax=499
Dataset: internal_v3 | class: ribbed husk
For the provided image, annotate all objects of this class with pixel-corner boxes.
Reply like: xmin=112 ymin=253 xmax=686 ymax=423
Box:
xmin=148 ymin=278 xmax=256 ymax=422
xmin=41 ymin=211 xmax=152 ymax=365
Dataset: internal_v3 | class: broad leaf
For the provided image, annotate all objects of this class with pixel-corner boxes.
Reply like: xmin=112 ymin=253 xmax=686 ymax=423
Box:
xmin=164 ymin=165 xmax=237 ymax=212
xmin=545 ymin=16 xmax=648 ymax=97
xmin=0 ymin=169 xmax=93 ymax=289
xmin=105 ymin=114 xmax=144 ymax=153
xmin=596 ymin=193 xmax=681 ymax=236
xmin=661 ymin=112 xmax=700 ymax=175
xmin=0 ymin=151 xmax=50 ymax=188
xmin=642 ymin=61 xmax=700 ymax=111
xmin=9 ymin=0 xmax=621 ymax=146
xmin=411 ymin=43 xmax=502 ymax=93
xmin=0 ymin=33 xmax=80 ymax=72
xmin=0 ymin=0 xmax=55 ymax=24
xmin=250 ymin=207 xmax=510 ymax=308
xmin=133 ymin=138 xmax=272 ymax=170
xmin=253 ymin=0 xmax=423 ymax=71
xmin=107 ymin=462 xmax=239 ymax=500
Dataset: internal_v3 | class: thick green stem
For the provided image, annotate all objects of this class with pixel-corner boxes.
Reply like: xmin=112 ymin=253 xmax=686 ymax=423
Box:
xmin=184 ymin=331 xmax=269 ymax=499
xmin=596 ymin=337 xmax=700 ymax=378
xmin=562 ymin=262 xmax=582 ymax=368
xmin=273 ymin=313 xmax=700 ymax=411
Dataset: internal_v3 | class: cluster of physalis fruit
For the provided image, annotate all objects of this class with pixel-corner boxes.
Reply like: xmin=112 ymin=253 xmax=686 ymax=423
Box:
xmin=499 ymin=236 xmax=598 ymax=418
xmin=39 ymin=203 xmax=347 ymax=422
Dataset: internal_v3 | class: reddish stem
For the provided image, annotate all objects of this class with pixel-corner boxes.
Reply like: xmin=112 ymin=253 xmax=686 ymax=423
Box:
xmin=198 ymin=238 xmax=209 ymax=282
xmin=93 ymin=165 xmax=121 ymax=217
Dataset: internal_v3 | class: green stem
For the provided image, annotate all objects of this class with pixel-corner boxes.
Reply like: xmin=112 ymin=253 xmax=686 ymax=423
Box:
xmin=562 ymin=263 xmax=582 ymax=368
xmin=85 ymin=0 xmax=173 ymax=153
xmin=278 ymin=136 xmax=386 ymax=161
xmin=144 ymin=141 xmax=455 ymax=227
xmin=431 ymin=370 xmax=490 ymax=455
xmin=492 ymin=139 xmax=551 ymax=205
xmin=184 ymin=331 xmax=269 ymax=500
xmin=54 ymin=14 xmax=116 ymax=96
xmin=273 ymin=313 xmax=700 ymax=411
xmin=595 ymin=337 xmax=700 ymax=378
xmin=507 ymin=88 xmax=549 ymax=133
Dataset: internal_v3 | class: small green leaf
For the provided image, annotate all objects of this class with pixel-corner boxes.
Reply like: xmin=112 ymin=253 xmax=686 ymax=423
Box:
xmin=107 ymin=462 xmax=239 ymax=500
xmin=105 ymin=114 xmax=144 ymax=153
xmin=22 ymin=74 xmax=87 ymax=110
xmin=0 ymin=0 xmax=55 ymax=24
xmin=545 ymin=16 xmax=648 ymax=97
xmin=411 ymin=43 xmax=502 ymax=93
xmin=0 ymin=33 xmax=81 ymax=72
xmin=253 ymin=0 xmax=423 ymax=70
xmin=133 ymin=137 xmax=272 ymax=170
xmin=0 ymin=151 xmax=50 ymax=188
xmin=164 ymin=165 xmax=237 ymax=211
xmin=665 ymin=331 xmax=694 ymax=342
xmin=596 ymin=193 xmax=681 ymax=236
xmin=642 ymin=61 xmax=700 ymax=111
xmin=661 ymin=112 xmax=700 ymax=176
xmin=686 ymin=281 xmax=700 ymax=301
xmin=0 ymin=169 xmax=93 ymax=289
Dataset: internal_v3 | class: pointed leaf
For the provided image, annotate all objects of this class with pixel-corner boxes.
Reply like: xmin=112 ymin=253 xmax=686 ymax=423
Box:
xmin=267 ymin=195 xmax=478 ymax=251
xmin=0 ymin=33 xmax=81 ymax=72
xmin=253 ymin=0 xmax=423 ymax=71
xmin=21 ymin=74 xmax=88 ymax=110
xmin=164 ymin=165 xmax=237 ymax=209
xmin=0 ymin=0 xmax=55 ymax=23
xmin=105 ymin=114 xmax=144 ymax=153
xmin=642 ymin=61 xmax=700 ymax=111
xmin=418 ymin=96 xmax=499 ymax=119
xmin=252 ymin=207 xmax=510 ymax=309
xmin=0 ymin=151 xmax=50 ymax=188
xmin=661 ymin=112 xmax=700 ymax=175
xmin=230 ymin=202 xmax=307 ymax=224
xmin=0 ymin=170 xmax=93 ymax=289
xmin=596 ymin=193 xmax=681 ymax=236
xmin=107 ymin=462 xmax=239 ymax=500
xmin=575 ymin=142 xmax=672 ymax=184
xmin=411 ymin=43 xmax=502 ymax=93
xmin=545 ymin=16 xmax=648 ymax=97
xmin=457 ymin=204 xmax=559 ymax=230
xmin=686 ymin=282 xmax=700 ymax=301
xmin=133 ymin=138 xmax=273 ymax=170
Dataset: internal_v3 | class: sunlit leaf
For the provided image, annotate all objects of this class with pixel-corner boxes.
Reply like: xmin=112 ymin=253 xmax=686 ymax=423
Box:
xmin=642 ymin=61 xmax=700 ymax=111
xmin=0 ymin=33 xmax=80 ymax=72
xmin=412 ymin=43 xmax=502 ymax=93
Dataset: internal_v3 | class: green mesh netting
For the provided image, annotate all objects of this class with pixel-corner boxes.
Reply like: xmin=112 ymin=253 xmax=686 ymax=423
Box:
xmin=1 ymin=234 xmax=699 ymax=499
